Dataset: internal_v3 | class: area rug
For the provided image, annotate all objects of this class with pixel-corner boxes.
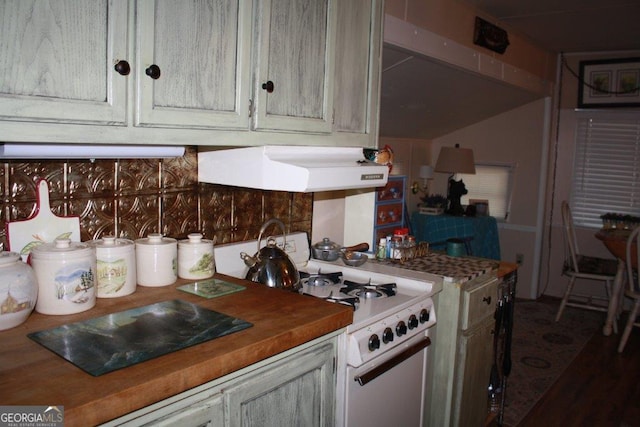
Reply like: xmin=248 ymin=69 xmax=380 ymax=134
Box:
xmin=501 ymin=298 xmax=602 ymax=426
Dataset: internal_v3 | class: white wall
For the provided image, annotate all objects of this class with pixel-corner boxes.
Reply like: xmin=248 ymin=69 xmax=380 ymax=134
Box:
xmin=434 ymin=99 xmax=548 ymax=297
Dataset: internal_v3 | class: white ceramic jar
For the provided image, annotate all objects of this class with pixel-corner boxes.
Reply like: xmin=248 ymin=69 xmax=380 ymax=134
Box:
xmin=90 ymin=236 xmax=136 ymax=298
xmin=178 ymin=233 xmax=215 ymax=280
xmin=135 ymin=233 xmax=177 ymax=287
xmin=30 ymin=238 xmax=96 ymax=315
xmin=0 ymin=251 xmax=38 ymax=330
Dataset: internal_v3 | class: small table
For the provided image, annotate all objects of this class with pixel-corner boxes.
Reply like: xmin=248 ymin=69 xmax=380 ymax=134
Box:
xmin=595 ymin=228 xmax=637 ymax=336
xmin=410 ymin=212 xmax=501 ymax=260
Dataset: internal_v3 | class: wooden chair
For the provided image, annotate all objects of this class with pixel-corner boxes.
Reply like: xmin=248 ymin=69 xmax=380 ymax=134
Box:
xmin=555 ymin=202 xmax=618 ymax=329
xmin=618 ymin=226 xmax=640 ymax=352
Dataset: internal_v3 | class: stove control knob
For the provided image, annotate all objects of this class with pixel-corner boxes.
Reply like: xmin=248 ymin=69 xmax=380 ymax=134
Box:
xmin=396 ymin=321 xmax=407 ymax=336
xmin=408 ymin=315 xmax=419 ymax=329
xmin=419 ymin=309 xmax=430 ymax=323
xmin=368 ymin=334 xmax=381 ymax=352
xmin=382 ymin=327 xmax=394 ymax=344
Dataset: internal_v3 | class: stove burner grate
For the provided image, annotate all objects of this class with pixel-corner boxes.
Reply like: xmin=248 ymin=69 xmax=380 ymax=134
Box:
xmin=300 ymin=270 xmax=342 ymax=286
xmin=341 ymin=280 xmax=397 ymax=299
xmin=302 ymin=291 xmax=360 ymax=310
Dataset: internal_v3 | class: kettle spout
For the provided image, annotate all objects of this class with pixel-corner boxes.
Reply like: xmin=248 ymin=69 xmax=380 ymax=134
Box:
xmin=240 ymin=251 xmax=258 ymax=269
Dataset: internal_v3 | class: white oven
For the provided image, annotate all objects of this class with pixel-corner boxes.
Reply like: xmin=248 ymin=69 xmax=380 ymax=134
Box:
xmin=340 ymin=332 xmax=429 ymax=426
xmin=214 ymin=232 xmax=442 ymax=427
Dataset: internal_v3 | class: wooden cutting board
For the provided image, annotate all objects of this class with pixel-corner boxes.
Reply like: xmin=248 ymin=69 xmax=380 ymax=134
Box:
xmin=6 ymin=179 xmax=81 ymax=261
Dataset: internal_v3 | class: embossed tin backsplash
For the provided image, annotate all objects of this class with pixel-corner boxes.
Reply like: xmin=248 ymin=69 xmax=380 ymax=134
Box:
xmin=0 ymin=147 xmax=312 ymax=248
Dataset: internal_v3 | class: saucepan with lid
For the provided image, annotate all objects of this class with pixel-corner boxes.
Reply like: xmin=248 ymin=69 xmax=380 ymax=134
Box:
xmin=311 ymin=237 xmax=369 ymax=261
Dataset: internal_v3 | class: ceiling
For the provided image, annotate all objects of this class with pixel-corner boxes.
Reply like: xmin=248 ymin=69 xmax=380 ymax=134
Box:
xmin=378 ymin=0 xmax=640 ymax=139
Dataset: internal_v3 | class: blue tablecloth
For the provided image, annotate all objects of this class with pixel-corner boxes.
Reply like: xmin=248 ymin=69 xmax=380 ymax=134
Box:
xmin=410 ymin=212 xmax=501 ymax=260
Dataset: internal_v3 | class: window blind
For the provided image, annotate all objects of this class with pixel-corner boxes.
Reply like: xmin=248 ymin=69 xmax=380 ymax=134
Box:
xmin=571 ymin=117 xmax=640 ymax=228
xmin=459 ymin=164 xmax=514 ymax=220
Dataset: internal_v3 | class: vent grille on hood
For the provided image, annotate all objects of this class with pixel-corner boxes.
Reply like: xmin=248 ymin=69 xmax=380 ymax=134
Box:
xmin=198 ymin=146 xmax=389 ymax=192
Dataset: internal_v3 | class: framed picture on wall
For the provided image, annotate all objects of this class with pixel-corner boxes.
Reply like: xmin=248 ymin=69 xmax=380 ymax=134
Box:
xmin=578 ymin=57 xmax=640 ymax=108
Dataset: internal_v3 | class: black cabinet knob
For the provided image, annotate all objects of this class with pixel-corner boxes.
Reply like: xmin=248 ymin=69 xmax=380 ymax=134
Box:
xmin=114 ymin=60 xmax=130 ymax=76
xmin=261 ymin=80 xmax=274 ymax=93
xmin=483 ymin=296 xmax=492 ymax=305
xmin=145 ymin=64 xmax=161 ymax=80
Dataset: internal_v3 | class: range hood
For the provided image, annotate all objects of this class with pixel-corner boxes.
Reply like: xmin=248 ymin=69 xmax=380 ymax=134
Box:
xmin=198 ymin=146 xmax=389 ymax=192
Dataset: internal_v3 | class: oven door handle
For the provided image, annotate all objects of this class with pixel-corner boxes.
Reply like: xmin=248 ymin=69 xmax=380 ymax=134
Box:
xmin=354 ymin=336 xmax=431 ymax=386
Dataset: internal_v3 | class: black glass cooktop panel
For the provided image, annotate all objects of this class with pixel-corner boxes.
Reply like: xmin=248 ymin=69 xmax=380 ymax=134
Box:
xmin=28 ymin=299 xmax=252 ymax=376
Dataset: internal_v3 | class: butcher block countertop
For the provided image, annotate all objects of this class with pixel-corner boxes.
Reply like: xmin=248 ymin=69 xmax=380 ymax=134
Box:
xmin=0 ymin=274 xmax=352 ymax=427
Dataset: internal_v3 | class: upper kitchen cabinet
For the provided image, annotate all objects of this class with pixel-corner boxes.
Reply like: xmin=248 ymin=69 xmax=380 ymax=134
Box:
xmin=332 ymin=0 xmax=383 ymax=147
xmin=0 ymin=0 xmax=383 ymax=147
xmin=0 ymin=0 xmax=128 ymax=125
xmin=251 ymin=0 xmax=335 ymax=134
xmin=135 ymin=0 xmax=251 ymax=129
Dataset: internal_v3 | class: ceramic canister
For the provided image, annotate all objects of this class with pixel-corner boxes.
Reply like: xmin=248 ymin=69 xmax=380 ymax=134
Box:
xmin=0 ymin=251 xmax=38 ymax=330
xmin=178 ymin=233 xmax=215 ymax=280
xmin=90 ymin=236 xmax=136 ymax=298
xmin=135 ymin=233 xmax=177 ymax=287
xmin=30 ymin=238 xmax=97 ymax=315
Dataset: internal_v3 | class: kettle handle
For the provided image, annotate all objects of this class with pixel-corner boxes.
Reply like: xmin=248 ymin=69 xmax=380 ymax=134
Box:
xmin=257 ymin=218 xmax=287 ymax=253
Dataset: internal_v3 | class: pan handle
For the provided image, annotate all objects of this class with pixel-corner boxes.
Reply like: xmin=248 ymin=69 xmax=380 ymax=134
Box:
xmin=343 ymin=242 xmax=369 ymax=252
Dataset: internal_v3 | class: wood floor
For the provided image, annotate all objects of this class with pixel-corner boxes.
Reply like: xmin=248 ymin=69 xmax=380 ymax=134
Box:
xmin=517 ymin=312 xmax=640 ymax=426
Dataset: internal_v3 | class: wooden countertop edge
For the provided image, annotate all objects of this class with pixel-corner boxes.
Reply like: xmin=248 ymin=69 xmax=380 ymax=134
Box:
xmin=498 ymin=261 xmax=518 ymax=278
xmin=0 ymin=275 xmax=353 ymax=426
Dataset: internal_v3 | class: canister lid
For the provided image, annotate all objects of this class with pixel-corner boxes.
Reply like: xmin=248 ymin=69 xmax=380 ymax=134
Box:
xmin=135 ymin=233 xmax=177 ymax=246
xmin=91 ymin=235 xmax=134 ymax=249
xmin=31 ymin=238 xmax=93 ymax=258
xmin=179 ymin=233 xmax=213 ymax=247
xmin=0 ymin=250 xmax=21 ymax=266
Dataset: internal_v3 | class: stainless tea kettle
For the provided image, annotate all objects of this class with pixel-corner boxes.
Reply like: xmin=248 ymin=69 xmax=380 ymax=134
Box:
xmin=240 ymin=219 xmax=301 ymax=291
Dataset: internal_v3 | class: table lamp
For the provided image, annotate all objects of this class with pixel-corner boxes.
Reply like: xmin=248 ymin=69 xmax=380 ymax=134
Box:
xmin=435 ymin=144 xmax=475 ymax=216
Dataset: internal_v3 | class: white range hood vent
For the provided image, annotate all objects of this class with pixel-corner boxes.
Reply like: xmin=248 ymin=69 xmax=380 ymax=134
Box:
xmin=198 ymin=146 xmax=389 ymax=192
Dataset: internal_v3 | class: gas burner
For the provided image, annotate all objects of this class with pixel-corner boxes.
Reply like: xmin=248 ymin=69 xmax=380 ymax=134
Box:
xmin=302 ymin=291 xmax=360 ymax=310
xmin=325 ymin=294 xmax=360 ymax=310
xmin=300 ymin=270 xmax=342 ymax=286
xmin=341 ymin=280 xmax=397 ymax=299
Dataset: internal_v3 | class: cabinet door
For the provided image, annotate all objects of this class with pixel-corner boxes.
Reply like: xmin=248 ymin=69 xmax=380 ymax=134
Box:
xmin=139 ymin=394 xmax=224 ymax=427
xmin=252 ymin=0 xmax=335 ymax=134
xmin=455 ymin=318 xmax=494 ymax=427
xmin=226 ymin=342 xmax=335 ymax=427
xmin=135 ymin=0 xmax=251 ymax=129
xmin=0 ymin=0 xmax=127 ymax=124
xmin=333 ymin=0 xmax=382 ymax=139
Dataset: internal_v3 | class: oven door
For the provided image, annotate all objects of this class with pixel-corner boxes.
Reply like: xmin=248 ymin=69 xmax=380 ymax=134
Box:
xmin=342 ymin=333 xmax=431 ymax=427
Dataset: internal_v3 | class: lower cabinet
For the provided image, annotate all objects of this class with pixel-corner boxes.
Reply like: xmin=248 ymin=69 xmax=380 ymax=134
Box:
xmin=103 ymin=334 xmax=338 ymax=427
xmin=455 ymin=316 xmax=496 ymax=427
xmin=426 ymin=274 xmax=498 ymax=427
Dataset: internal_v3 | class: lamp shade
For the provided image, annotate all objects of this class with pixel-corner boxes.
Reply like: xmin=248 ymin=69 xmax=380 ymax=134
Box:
xmin=434 ymin=144 xmax=475 ymax=174
xmin=418 ymin=165 xmax=434 ymax=179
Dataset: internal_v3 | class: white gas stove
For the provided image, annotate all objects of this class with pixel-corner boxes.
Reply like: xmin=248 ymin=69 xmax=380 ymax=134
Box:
xmin=301 ymin=257 xmax=438 ymax=367
xmin=214 ymin=232 xmax=443 ymax=427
